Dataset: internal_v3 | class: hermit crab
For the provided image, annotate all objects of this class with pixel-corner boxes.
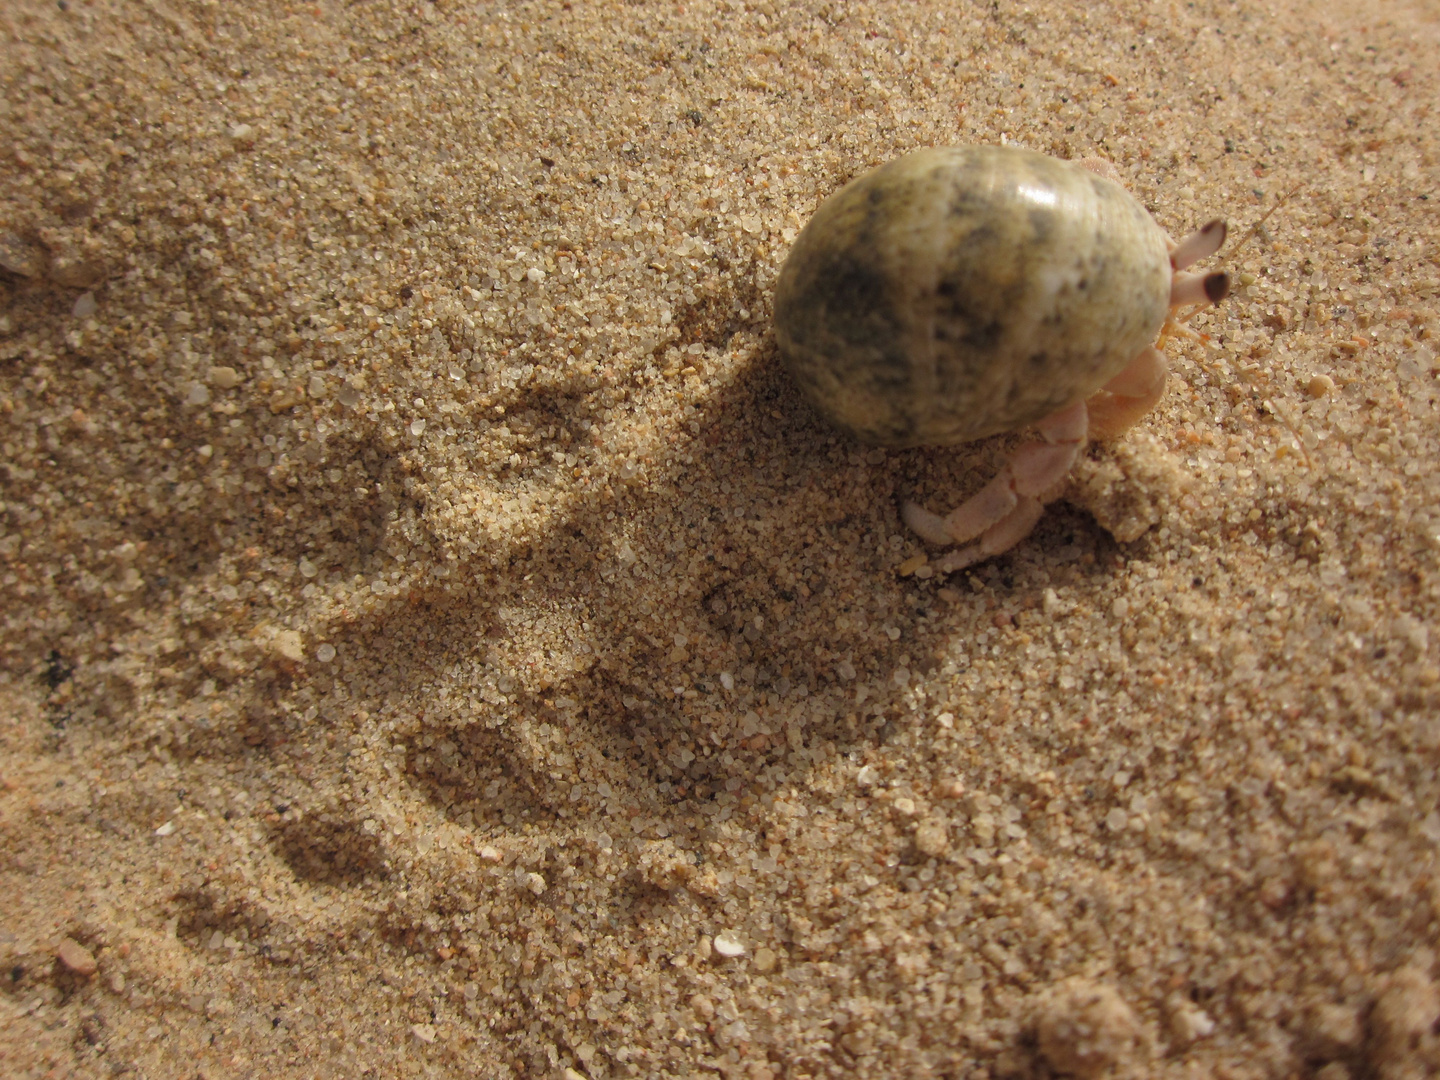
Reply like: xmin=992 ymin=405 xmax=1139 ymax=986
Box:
xmin=773 ymin=145 xmax=1229 ymax=572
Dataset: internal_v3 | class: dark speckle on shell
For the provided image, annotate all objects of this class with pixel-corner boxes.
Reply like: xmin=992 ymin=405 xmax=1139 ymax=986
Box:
xmin=774 ymin=146 xmax=1172 ymax=448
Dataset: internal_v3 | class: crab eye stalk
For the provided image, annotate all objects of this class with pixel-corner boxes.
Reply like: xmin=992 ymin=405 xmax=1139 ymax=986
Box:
xmin=1171 ymin=270 xmax=1231 ymax=307
xmin=1170 ymin=218 xmax=1228 ymax=270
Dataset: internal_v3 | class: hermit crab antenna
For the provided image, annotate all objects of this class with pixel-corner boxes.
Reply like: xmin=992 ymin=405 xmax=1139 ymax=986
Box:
xmin=1171 ymin=218 xmax=1227 ymax=270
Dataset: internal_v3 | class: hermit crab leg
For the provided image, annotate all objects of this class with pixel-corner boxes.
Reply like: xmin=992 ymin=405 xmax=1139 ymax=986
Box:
xmin=930 ymin=497 xmax=1047 ymax=574
xmin=902 ymin=401 xmax=1088 ymax=549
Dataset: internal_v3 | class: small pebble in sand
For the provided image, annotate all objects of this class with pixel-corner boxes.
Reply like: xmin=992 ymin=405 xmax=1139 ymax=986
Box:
xmin=1035 ymin=978 xmax=1146 ymax=1079
xmin=914 ymin=820 xmax=950 ymax=856
xmin=1165 ymin=993 xmax=1216 ymax=1047
xmin=208 ymin=366 xmax=241 ymax=389
xmin=269 ymin=630 xmax=304 ymax=663
xmin=57 ymin=937 xmax=98 ymax=976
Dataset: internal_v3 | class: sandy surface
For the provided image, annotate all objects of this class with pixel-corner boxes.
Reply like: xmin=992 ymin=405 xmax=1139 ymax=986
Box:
xmin=3 ymin=1 xmax=1439 ymax=1077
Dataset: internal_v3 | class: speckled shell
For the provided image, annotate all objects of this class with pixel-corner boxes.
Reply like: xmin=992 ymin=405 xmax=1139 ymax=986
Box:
xmin=774 ymin=146 xmax=1172 ymax=448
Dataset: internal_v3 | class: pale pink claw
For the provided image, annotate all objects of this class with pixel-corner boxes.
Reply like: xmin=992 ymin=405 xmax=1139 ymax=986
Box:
xmin=1086 ymin=348 xmax=1169 ymax=441
xmin=979 ymin=495 xmax=1046 ymax=555
xmin=931 ymin=495 xmax=1046 ymax=573
xmin=1036 ymin=401 xmax=1089 ymax=443
xmin=1100 ymin=346 xmax=1168 ymax=399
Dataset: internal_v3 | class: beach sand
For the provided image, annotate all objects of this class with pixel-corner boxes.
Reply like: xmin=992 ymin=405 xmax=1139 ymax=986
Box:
xmin=3 ymin=1 xmax=1439 ymax=1076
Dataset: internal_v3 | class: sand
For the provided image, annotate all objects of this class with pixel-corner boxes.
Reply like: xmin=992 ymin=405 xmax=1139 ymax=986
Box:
xmin=2 ymin=0 xmax=1439 ymax=1077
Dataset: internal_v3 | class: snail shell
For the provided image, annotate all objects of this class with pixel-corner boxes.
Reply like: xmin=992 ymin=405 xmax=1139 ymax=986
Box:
xmin=774 ymin=145 xmax=1172 ymax=449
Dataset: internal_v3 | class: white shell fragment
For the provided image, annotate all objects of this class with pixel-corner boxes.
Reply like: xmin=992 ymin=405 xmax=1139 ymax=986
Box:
xmin=712 ymin=930 xmax=746 ymax=958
